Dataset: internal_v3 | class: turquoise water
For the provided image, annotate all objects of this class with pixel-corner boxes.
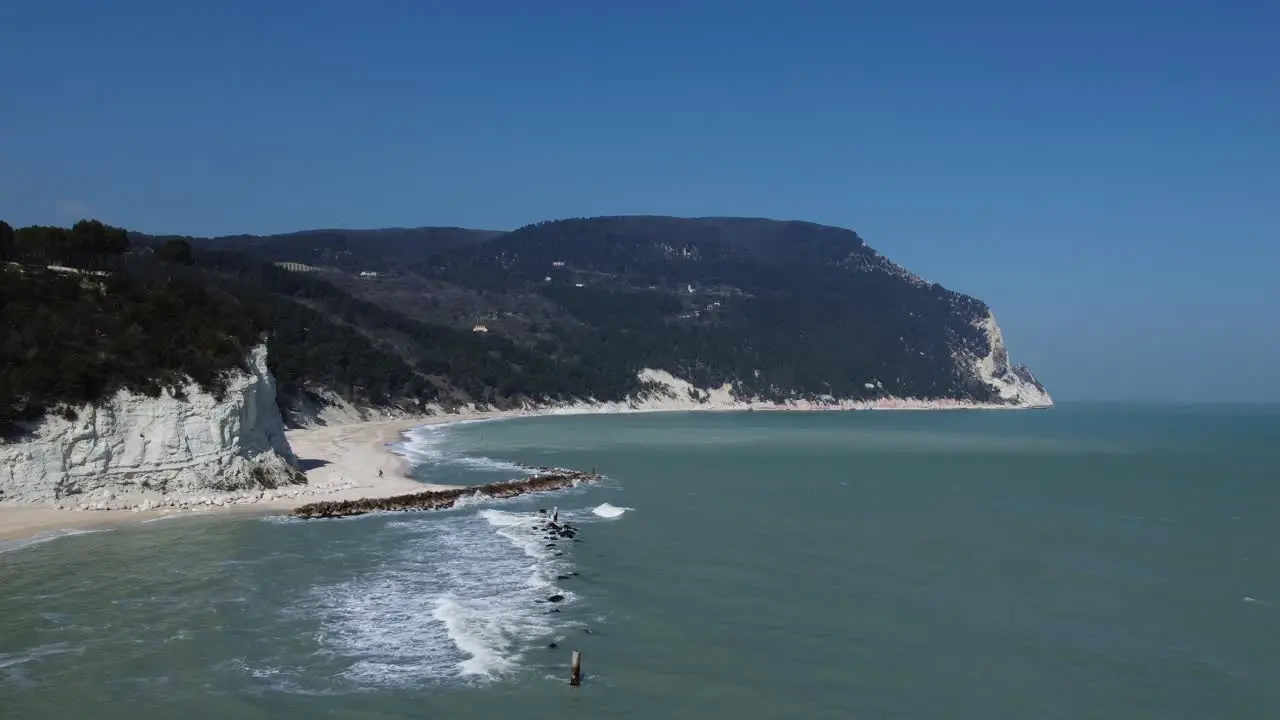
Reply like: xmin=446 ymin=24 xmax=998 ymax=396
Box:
xmin=2 ymin=405 xmax=1278 ymax=718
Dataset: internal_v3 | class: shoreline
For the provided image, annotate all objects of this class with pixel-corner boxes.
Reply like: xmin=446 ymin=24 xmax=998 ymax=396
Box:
xmin=0 ymin=415 xmax=451 ymax=544
xmin=0 ymin=400 xmax=1047 ymax=546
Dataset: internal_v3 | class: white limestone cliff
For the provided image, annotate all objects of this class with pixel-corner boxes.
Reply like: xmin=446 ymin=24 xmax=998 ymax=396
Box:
xmin=611 ymin=310 xmax=1052 ymax=411
xmin=959 ymin=311 xmax=1054 ymax=408
xmin=288 ymin=307 xmax=1052 ymax=426
xmin=515 ymin=365 xmax=1050 ymax=418
xmin=0 ymin=344 xmax=304 ymax=508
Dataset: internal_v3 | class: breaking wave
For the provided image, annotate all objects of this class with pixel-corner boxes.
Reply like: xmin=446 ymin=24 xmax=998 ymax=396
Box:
xmin=294 ymin=506 xmax=575 ymax=687
xmin=269 ymin=420 xmax=610 ymax=689
xmin=592 ymin=503 xmax=632 ymax=519
xmin=0 ymin=528 xmax=111 ymax=556
xmin=393 ymin=424 xmax=537 ymax=479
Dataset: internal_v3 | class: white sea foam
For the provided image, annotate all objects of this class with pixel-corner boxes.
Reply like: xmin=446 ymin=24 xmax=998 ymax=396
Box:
xmin=430 ymin=596 xmax=517 ymax=676
xmin=297 ymin=506 xmax=574 ymax=687
xmin=0 ymin=642 xmax=84 ymax=689
xmin=279 ymin=415 xmax=597 ymax=687
xmin=140 ymin=513 xmax=185 ymax=524
xmin=394 ymin=425 xmax=449 ymax=465
xmin=0 ymin=642 xmax=86 ymax=671
xmin=591 ymin=503 xmax=632 ymax=519
xmin=257 ymin=514 xmax=303 ymax=526
xmin=449 ymin=491 xmax=493 ymax=510
xmin=0 ymin=528 xmax=111 ymax=555
xmin=396 ymin=424 xmax=537 ymax=478
xmin=451 ymin=455 xmax=535 ymax=474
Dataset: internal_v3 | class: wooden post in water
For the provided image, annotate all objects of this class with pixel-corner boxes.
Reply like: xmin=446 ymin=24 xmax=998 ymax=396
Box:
xmin=569 ymin=650 xmax=582 ymax=687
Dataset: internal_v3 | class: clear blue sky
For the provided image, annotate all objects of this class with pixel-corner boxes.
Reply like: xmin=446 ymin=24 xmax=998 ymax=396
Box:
xmin=2 ymin=1 xmax=1276 ymax=403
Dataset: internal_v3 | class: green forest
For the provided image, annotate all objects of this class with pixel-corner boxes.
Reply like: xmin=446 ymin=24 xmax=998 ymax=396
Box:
xmin=1 ymin=220 xmax=630 ymax=438
xmin=3 ymin=214 xmax=1025 ymax=438
xmin=2 ymin=221 xmax=261 ymax=436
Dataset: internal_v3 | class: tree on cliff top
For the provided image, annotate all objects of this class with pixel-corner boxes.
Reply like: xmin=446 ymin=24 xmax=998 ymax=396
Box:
xmin=0 ymin=220 xmax=14 ymax=260
xmin=8 ymin=219 xmax=129 ymax=268
xmin=1 ymin=223 xmax=260 ymax=439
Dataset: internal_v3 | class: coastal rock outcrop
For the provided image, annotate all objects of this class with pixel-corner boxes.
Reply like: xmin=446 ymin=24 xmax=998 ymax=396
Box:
xmin=0 ymin=344 xmax=305 ymax=507
xmin=290 ymin=470 xmax=600 ymax=519
xmin=610 ymin=313 xmax=1052 ymax=411
xmin=956 ymin=310 xmax=1053 ymax=408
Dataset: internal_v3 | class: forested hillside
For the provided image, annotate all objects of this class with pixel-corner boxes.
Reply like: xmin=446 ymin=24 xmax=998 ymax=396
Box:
xmin=3 ymin=213 xmax=1047 ymax=438
xmin=1 ymin=221 xmax=261 ymax=437
xmin=166 ymin=216 xmax=1036 ymax=405
xmin=2 ymin=220 xmax=631 ymax=437
xmin=408 ymin=217 xmax=1002 ymax=401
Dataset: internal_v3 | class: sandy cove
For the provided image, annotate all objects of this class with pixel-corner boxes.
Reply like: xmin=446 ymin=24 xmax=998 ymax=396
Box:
xmin=0 ymin=397 xmax=1048 ymax=545
xmin=0 ymin=413 xmax=487 ymax=543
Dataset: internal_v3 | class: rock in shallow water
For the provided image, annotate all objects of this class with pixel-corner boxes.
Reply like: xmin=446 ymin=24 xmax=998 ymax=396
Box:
xmin=288 ymin=470 xmax=601 ymax=519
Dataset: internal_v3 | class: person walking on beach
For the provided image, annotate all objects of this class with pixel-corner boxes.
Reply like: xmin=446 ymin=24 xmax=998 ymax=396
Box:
xmin=377 ymin=469 xmax=383 ymax=478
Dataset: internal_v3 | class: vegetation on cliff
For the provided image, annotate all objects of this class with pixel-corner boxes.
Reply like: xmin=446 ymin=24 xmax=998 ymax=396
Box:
xmin=2 ymin=220 xmax=627 ymax=436
xmin=171 ymin=216 xmax=1009 ymax=404
xmin=3 ymin=213 xmax=1035 ymax=438
xmin=180 ymin=245 xmax=629 ymax=411
xmin=1 ymin=224 xmax=261 ymax=437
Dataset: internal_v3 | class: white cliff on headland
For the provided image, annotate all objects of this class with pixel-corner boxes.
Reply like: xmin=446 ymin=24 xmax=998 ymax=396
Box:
xmin=0 ymin=314 xmax=1048 ymax=518
xmin=626 ymin=310 xmax=1050 ymax=411
xmin=0 ymin=344 xmax=305 ymax=511
xmin=514 ymin=311 xmax=1052 ymax=414
xmin=956 ymin=310 xmax=1053 ymax=408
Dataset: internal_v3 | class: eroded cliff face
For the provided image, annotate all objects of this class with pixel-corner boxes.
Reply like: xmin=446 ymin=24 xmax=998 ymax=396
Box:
xmin=959 ymin=311 xmax=1053 ymax=408
xmin=603 ymin=311 xmax=1052 ymax=411
xmin=282 ymin=307 xmax=1052 ymax=424
xmin=0 ymin=344 xmax=304 ymax=507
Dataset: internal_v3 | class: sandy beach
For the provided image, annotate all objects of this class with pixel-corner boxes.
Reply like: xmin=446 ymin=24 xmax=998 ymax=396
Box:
xmin=266 ymin=416 xmax=458 ymax=508
xmin=0 ymin=390 xmax=1047 ymax=546
xmin=0 ymin=414 xmax=479 ymax=544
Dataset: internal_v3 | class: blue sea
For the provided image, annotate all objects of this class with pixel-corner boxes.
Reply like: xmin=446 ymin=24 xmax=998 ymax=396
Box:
xmin=2 ymin=404 xmax=1278 ymax=718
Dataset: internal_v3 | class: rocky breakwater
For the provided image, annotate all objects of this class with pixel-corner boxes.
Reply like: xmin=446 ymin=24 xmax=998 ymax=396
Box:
xmin=0 ymin=344 xmax=306 ymax=511
xmin=290 ymin=469 xmax=601 ymax=519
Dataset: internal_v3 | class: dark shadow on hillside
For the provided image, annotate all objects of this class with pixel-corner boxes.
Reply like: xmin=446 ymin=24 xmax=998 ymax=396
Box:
xmin=296 ymin=458 xmax=331 ymax=472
